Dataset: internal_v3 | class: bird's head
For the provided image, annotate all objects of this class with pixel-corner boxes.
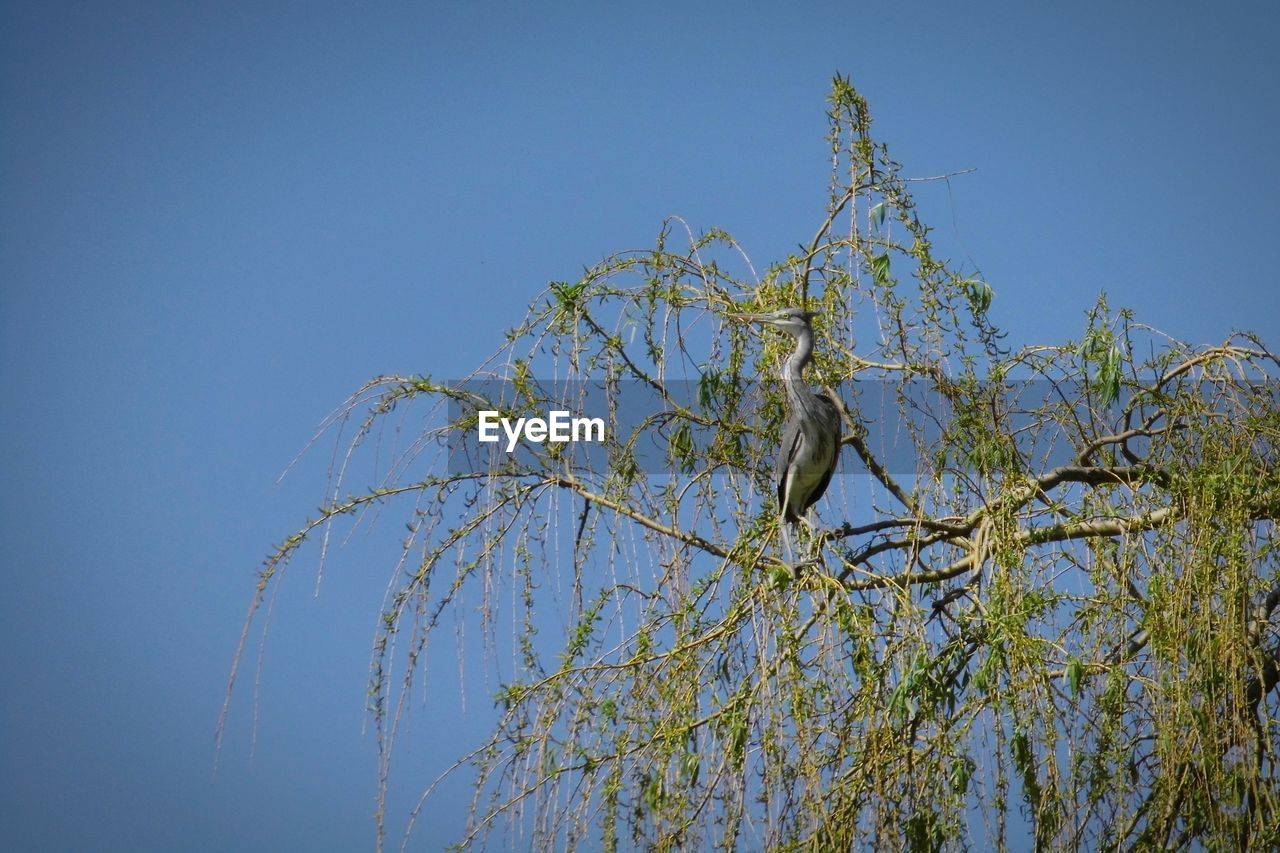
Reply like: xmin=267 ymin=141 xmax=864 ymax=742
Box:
xmin=728 ymin=306 xmax=815 ymax=337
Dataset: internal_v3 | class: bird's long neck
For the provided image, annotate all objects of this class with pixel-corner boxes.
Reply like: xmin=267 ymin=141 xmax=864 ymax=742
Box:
xmin=781 ymin=328 xmax=820 ymax=417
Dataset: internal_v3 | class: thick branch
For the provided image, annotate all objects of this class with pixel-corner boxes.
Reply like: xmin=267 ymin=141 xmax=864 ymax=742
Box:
xmin=830 ymin=463 xmax=1169 ymax=589
xmin=840 ymin=506 xmax=1181 ymax=592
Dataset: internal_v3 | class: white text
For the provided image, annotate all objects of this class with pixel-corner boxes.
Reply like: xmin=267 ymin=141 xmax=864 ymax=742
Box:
xmin=477 ymin=410 xmax=605 ymax=452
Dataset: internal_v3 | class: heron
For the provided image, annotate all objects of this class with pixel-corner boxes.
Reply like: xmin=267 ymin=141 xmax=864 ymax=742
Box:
xmin=730 ymin=307 xmax=842 ymax=571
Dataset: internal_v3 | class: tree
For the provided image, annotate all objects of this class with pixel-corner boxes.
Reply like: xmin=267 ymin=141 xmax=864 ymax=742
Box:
xmin=225 ymin=77 xmax=1280 ymax=850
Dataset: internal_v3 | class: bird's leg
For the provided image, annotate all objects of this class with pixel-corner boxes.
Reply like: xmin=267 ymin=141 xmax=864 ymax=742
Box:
xmin=781 ymin=522 xmax=796 ymax=569
xmin=798 ymin=514 xmax=825 ymax=569
xmin=780 ymin=518 xmax=824 ymax=579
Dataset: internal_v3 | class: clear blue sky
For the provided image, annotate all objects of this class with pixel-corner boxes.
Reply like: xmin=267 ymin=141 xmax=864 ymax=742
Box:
xmin=2 ymin=1 xmax=1276 ymax=849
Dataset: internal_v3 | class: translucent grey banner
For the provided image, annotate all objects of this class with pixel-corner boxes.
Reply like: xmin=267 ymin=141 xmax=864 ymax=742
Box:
xmin=443 ymin=378 xmax=1274 ymax=477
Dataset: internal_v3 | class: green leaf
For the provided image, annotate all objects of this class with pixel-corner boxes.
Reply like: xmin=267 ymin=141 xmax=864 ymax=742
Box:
xmin=681 ymin=751 xmax=700 ymax=786
xmin=668 ymin=422 xmax=696 ymax=474
xmin=1080 ymin=323 xmax=1123 ymax=407
xmin=728 ymin=715 xmax=748 ymax=759
xmin=872 ymin=252 xmax=892 ymax=285
xmin=870 ymin=202 xmax=886 ymax=230
xmin=949 ymin=757 xmax=972 ymax=795
xmin=1098 ymin=343 xmax=1122 ymax=406
xmin=549 ymin=280 xmax=588 ymax=309
xmin=767 ymin=565 xmax=792 ymax=591
xmin=698 ymin=369 xmax=720 ymax=409
xmin=1066 ymin=657 xmax=1084 ymax=698
xmin=964 ymin=278 xmax=993 ymax=314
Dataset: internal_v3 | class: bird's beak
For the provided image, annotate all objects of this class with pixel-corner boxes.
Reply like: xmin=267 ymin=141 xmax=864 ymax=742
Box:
xmin=727 ymin=312 xmax=774 ymax=324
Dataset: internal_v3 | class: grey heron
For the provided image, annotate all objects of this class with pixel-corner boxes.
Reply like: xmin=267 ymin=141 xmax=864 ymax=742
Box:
xmin=730 ymin=307 xmax=842 ymax=571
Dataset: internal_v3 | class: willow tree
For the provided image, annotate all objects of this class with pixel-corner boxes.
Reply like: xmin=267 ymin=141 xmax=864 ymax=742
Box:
xmin=226 ymin=78 xmax=1280 ymax=850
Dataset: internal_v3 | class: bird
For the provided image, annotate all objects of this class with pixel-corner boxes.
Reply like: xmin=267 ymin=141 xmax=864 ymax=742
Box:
xmin=730 ymin=307 xmax=842 ymax=571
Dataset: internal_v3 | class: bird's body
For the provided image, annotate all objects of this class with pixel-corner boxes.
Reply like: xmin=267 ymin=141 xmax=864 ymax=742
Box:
xmin=731 ymin=307 xmax=842 ymax=567
xmin=775 ymin=388 xmax=840 ymax=524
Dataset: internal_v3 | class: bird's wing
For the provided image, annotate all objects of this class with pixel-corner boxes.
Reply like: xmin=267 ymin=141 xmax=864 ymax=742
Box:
xmin=776 ymin=417 xmax=804 ymax=522
xmin=801 ymin=393 xmax=842 ymax=515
